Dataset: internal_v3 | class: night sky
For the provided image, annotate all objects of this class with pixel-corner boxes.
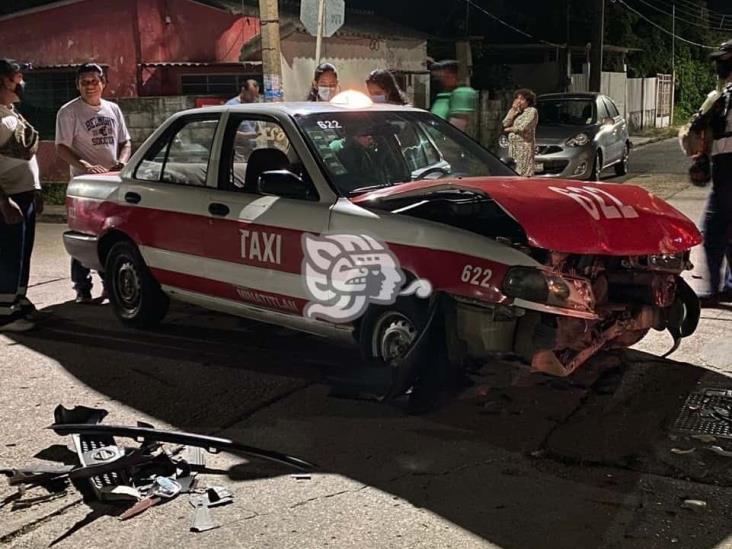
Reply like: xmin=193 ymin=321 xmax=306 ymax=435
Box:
xmin=3 ymin=0 xmax=732 ymax=44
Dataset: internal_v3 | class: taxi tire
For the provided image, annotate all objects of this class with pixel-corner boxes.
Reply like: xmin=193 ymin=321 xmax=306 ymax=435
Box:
xmin=359 ymin=297 xmax=430 ymax=398
xmin=105 ymin=241 xmax=169 ymax=329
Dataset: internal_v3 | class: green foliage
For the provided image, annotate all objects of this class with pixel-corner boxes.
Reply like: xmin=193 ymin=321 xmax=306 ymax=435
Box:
xmin=674 ymin=46 xmax=717 ymax=119
xmin=603 ymin=0 xmax=726 ymax=120
xmin=41 ymin=182 xmax=67 ymax=206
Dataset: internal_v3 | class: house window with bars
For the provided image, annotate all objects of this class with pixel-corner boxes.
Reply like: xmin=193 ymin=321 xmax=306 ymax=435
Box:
xmin=18 ymin=70 xmax=78 ymax=139
xmin=181 ymin=74 xmax=261 ymax=97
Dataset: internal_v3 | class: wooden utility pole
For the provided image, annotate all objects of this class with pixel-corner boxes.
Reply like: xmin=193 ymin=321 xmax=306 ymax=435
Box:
xmin=589 ymin=0 xmax=604 ymax=92
xmin=258 ymin=0 xmax=283 ymax=101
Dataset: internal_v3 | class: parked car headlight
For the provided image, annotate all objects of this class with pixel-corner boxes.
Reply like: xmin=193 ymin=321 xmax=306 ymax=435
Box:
xmin=566 ymin=133 xmax=590 ymax=147
xmin=502 ymin=267 xmax=594 ymax=310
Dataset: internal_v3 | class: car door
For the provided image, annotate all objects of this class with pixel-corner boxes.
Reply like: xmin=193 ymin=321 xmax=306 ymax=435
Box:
xmin=124 ymin=113 xmax=222 ymax=296
xmin=602 ymin=96 xmax=627 ymax=162
xmin=202 ymin=113 xmax=334 ymax=317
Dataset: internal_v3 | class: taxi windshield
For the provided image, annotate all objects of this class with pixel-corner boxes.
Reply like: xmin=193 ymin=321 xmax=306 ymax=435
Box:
xmin=295 ymin=111 xmax=514 ymax=196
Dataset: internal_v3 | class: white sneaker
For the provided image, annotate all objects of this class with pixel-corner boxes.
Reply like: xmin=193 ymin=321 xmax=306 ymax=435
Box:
xmin=0 ymin=318 xmax=35 ymax=332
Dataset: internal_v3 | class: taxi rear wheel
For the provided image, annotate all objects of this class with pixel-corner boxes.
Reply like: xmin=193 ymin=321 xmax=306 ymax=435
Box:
xmin=105 ymin=241 xmax=169 ymax=328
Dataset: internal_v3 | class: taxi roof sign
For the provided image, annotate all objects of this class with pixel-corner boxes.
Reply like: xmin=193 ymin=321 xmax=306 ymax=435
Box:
xmin=330 ymin=90 xmax=373 ymax=109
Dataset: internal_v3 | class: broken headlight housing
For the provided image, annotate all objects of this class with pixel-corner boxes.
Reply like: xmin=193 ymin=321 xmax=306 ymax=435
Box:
xmin=622 ymin=253 xmax=686 ymax=272
xmin=502 ymin=267 xmax=595 ymax=311
xmin=647 ymin=253 xmax=685 ymax=272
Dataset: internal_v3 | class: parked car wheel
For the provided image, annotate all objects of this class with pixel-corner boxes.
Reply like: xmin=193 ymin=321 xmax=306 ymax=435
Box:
xmin=105 ymin=241 xmax=169 ymax=328
xmin=590 ymin=150 xmax=603 ymax=181
xmin=359 ymin=297 xmax=430 ymax=398
xmin=615 ymin=143 xmax=630 ymax=176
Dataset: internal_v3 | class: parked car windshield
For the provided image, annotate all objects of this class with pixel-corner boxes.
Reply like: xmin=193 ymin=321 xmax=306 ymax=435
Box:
xmin=295 ymin=110 xmax=514 ymax=196
xmin=537 ymin=99 xmax=596 ymax=126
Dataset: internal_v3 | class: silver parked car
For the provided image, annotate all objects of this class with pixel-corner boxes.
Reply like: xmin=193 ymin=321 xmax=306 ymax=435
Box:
xmin=501 ymin=92 xmax=630 ymax=180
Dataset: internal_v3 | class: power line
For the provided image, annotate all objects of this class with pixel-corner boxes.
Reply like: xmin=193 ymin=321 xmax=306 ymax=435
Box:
xmin=629 ymin=0 xmax=732 ymax=32
xmin=672 ymin=0 xmax=732 ymax=22
xmin=614 ymin=0 xmax=716 ymax=49
xmin=461 ymin=0 xmax=562 ymax=48
xmin=660 ymin=0 xmax=732 ymax=28
xmin=640 ymin=0 xmax=730 ymax=27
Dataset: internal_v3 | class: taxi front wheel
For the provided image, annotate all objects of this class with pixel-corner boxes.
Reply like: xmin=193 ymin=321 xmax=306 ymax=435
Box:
xmin=105 ymin=241 xmax=169 ymax=328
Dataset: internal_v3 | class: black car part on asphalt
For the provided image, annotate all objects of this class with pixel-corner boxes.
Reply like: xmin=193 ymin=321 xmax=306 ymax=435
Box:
xmin=663 ymin=278 xmax=701 ymax=358
xmin=50 ymin=406 xmax=315 ymax=472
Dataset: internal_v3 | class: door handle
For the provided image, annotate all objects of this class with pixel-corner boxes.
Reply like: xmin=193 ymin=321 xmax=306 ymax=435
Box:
xmin=124 ymin=192 xmax=141 ymax=204
xmin=208 ymin=203 xmax=230 ymax=217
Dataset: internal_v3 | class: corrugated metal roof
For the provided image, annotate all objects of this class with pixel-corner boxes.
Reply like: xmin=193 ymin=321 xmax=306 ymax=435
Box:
xmin=27 ymin=62 xmax=109 ymax=70
xmin=140 ymin=61 xmax=262 ymax=68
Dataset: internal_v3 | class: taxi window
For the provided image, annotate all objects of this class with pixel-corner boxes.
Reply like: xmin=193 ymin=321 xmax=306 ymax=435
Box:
xmin=135 ymin=116 xmax=219 ymax=186
xmin=296 ymin=111 xmax=513 ymax=196
xmin=224 ymin=117 xmax=309 ymax=194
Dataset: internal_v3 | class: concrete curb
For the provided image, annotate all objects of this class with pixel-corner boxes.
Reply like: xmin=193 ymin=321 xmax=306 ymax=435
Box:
xmin=38 ymin=206 xmax=67 ymax=224
xmin=630 ymin=135 xmax=676 ymax=149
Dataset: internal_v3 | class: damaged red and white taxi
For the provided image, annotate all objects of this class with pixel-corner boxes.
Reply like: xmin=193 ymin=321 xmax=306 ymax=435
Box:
xmin=64 ymin=93 xmax=702 ymax=398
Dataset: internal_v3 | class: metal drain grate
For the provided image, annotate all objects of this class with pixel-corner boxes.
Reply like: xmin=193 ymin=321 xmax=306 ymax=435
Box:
xmin=672 ymin=388 xmax=732 ymax=439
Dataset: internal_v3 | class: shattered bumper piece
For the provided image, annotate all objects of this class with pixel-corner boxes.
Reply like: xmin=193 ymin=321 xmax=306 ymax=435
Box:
xmin=49 ymin=424 xmax=315 ymax=471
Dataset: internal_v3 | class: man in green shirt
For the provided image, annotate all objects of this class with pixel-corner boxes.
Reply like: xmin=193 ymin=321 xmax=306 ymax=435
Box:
xmin=430 ymin=60 xmax=478 ymax=134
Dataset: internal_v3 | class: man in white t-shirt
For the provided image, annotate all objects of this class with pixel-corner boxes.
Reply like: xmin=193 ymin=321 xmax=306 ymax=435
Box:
xmin=0 ymin=59 xmax=41 ymax=332
xmin=55 ymin=62 xmax=131 ymax=304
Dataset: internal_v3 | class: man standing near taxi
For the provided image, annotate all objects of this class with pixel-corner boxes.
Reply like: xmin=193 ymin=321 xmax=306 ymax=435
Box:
xmin=0 ymin=59 xmax=41 ymax=332
xmin=226 ymin=79 xmax=260 ymax=106
xmin=55 ymin=62 xmax=131 ymax=304
xmin=430 ymin=60 xmax=478 ymax=135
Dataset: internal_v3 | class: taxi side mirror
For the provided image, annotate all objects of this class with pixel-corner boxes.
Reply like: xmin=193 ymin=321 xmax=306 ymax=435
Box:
xmin=258 ymin=170 xmax=317 ymax=201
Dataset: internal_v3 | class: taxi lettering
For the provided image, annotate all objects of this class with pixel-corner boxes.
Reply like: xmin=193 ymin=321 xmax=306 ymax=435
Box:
xmin=548 ymin=186 xmax=639 ymax=221
xmin=240 ymin=229 xmax=282 ymax=265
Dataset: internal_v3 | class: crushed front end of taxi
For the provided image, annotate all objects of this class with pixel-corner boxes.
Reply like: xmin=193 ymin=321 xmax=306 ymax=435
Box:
xmin=355 ymin=178 xmax=702 ymax=377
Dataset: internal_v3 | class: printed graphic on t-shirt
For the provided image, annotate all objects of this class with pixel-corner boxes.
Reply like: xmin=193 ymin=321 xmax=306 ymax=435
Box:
xmin=84 ymin=116 xmax=117 ymax=147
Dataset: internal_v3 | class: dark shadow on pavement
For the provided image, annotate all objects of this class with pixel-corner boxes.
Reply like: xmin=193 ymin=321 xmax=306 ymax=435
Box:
xmin=6 ymin=300 xmax=732 ymax=549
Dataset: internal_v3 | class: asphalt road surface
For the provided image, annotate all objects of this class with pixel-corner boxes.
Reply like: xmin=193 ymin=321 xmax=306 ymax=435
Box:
xmin=3 ymin=139 xmax=732 ymax=549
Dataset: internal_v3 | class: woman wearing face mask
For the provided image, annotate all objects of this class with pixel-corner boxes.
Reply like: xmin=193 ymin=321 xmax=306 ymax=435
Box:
xmin=307 ymin=62 xmax=338 ymax=102
xmin=365 ymin=70 xmax=408 ymax=105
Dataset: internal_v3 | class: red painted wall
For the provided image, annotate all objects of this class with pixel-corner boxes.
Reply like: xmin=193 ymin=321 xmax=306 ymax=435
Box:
xmin=0 ymin=0 xmax=261 ymax=98
xmin=1 ymin=0 xmax=262 ymax=180
xmin=137 ymin=0 xmax=259 ymax=63
xmin=0 ymin=0 xmax=139 ymax=98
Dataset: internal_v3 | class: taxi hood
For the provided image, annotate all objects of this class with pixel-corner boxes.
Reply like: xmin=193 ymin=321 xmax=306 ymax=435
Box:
xmin=353 ymin=177 xmax=702 ymax=255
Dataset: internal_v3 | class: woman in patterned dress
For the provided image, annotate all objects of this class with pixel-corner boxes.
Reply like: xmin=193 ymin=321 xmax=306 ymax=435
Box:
xmin=502 ymin=89 xmax=538 ymax=176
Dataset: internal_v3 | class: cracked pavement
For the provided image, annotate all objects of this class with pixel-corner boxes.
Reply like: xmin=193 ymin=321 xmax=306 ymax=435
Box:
xmin=3 ymin=139 xmax=732 ymax=548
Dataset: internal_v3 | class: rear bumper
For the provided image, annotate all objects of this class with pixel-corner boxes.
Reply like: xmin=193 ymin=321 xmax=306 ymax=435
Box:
xmin=63 ymin=231 xmax=103 ymax=271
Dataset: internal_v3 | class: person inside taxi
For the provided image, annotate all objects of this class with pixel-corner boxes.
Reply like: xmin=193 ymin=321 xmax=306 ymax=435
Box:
xmin=307 ymin=63 xmax=339 ymax=102
xmin=365 ymin=70 xmax=408 ymax=105
xmin=55 ymin=62 xmax=131 ymax=304
xmin=329 ymin=124 xmax=405 ymax=192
